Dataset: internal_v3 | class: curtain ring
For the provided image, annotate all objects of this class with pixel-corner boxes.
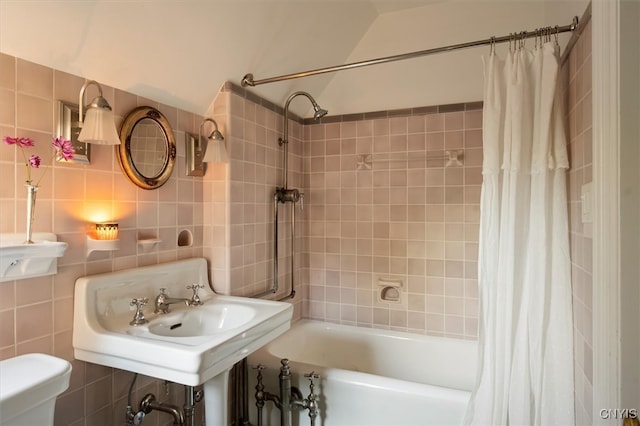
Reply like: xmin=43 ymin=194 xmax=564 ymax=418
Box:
xmin=554 ymin=25 xmax=560 ymax=46
xmin=490 ymin=36 xmax=496 ymax=55
xmin=509 ymin=33 xmax=513 ymax=53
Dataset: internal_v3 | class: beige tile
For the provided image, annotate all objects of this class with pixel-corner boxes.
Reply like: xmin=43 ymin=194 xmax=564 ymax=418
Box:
xmin=15 ymin=301 xmax=52 ymax=342
xmin=16 ymin=275 xmax=52 ymax=306
xmin=0 ymin=281 xmax=14 ymax=310
xmin=0 ymin=53 xmax=15 ymax=90
xmin=425 ymin=114 xmax=444 ymax=132
xmin=0 ymin=88 xmax=15 ymax=126
xmin=0 ymin=310 xmax=14 ymax=347
xmin=17 ymin=93 xmax=52 ymax=131
xmin=17 ymin=59 xmax=53 ymax=99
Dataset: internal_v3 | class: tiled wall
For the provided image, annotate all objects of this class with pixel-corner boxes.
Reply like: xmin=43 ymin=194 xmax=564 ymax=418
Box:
xmin=204 ymin=85 xmax=482 ymax=339
xmin=206 ymin=85 xmax=306 ymax=319
xmin=0 ymin=53 xmax=205 ymax=426
xmin=301 ymin=105 xmax=482 ymax=339
xmin=564 ymin=19 xmax=593 ymax=426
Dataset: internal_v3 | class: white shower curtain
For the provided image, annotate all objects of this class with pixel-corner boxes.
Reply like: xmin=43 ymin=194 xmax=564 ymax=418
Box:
xmin=464 ymin=40 xmax=575 ymax=425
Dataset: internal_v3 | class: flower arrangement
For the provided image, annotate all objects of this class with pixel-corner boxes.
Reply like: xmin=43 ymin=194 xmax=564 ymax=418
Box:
xmin=3 ymin=135 xmax=75 ymax=185
xmin=3 ymin=135 xmax=75 ymax=243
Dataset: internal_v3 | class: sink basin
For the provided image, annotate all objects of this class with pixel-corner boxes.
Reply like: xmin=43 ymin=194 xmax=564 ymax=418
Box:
xmin=146 ymin=303 xmax=256 ymax=337
xmin=72 ymin=258 xmax=293 ymax=386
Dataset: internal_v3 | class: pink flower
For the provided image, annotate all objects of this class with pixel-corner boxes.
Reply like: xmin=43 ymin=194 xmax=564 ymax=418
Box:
xmin=52 ymin=136 xmax=75 ymax=161
xmin=29 ymin=155 xmax=41 ymax=168
xmin=4 ymin=134 xmax=75 ymax=185
xmin=3 ymin=136 xmax=34 ymax=147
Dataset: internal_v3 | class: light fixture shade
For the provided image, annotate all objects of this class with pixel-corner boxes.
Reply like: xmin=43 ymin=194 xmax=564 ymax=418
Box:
xmin=78 ymin=106 xmax=121 ymax=145
xmin=202 ymin=138 xmax=228 ymax=163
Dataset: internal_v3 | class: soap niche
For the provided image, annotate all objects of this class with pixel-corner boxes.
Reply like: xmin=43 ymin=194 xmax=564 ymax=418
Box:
xmin=177 ymin=229 xmax=192 ymax=247
xmin=375 ymin=276 xmax=407 ymax=309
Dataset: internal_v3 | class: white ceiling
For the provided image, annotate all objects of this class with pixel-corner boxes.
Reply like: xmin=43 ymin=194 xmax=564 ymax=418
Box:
xmin=0 ymin=0 xmax=587 ymax=118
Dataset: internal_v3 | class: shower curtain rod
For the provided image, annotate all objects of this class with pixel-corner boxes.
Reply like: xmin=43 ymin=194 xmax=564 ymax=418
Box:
xmin=241 ymin=16 xmax=579 ymax=87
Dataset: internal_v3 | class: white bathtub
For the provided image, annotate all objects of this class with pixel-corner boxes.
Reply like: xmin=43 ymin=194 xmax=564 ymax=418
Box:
xmin=247 ymin=320 xmax=477 ymax=426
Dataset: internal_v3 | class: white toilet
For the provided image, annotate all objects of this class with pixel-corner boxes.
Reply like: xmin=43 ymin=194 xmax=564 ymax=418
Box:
xmin=0 ymin=353 xmax=72 ymax=425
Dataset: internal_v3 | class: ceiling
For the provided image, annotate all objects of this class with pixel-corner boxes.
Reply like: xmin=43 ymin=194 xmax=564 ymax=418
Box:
xmin=0 ymin=1 xmax=586 ymax=117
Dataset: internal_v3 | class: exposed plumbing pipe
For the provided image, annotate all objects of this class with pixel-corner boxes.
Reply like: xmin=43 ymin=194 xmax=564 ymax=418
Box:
xmin=253 ymin=360 xmax=320 ymax=426
xmin=279 ymin=92 xmax=327 ymax=189
xmin=249 ymin=92 xmax=325 ymax=302
xmin=140 ymin=393 xmax=184 ymax=425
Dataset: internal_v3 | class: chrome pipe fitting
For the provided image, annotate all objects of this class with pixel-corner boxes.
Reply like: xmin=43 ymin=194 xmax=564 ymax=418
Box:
xmin=140 ymin=393 xmax=184 ymax=426
xmin=253 ymin=359 xmax=320 ymax=426
xmin=136 ymin=384 xmax=200 ymax=426
xmin=275 ymin=187 xmax=301 ymax=204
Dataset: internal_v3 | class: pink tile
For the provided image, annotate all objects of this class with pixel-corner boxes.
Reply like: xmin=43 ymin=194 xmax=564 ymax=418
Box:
xmin=0 ymin=53 xmax=15 ymax=90
xmin=445 ymin=112 xmax=463 ymax=130
xmin=17 ymin=93 xmax=52 ymax=132
xmin=0 ymin=310 xmax=14 ymax=347
xmin=17 ymin=59 xmax=53 ymax=99
xmin=16 ymin=276 xmax=52 ymax=306
xmin=425 ymin=114 xmax=444 ymax=132
xmin=15 ymin=301 xmax=52 ymax=342
xmin=0 ymin=88 xmax=15 ymax=126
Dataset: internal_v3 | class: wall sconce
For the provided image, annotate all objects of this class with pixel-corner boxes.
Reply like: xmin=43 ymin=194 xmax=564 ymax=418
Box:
xmin=200 ymin=118 xmax=228 ymax=163
xmin=86 ymin=222 xmax=120 ymax=257
xmin=95 ymin=223 xmax=119 ymax=240
xmin=56 ymin=80 xmax=120 ymax=163
xmin=77 ymin=80 xmax=120 ymax=146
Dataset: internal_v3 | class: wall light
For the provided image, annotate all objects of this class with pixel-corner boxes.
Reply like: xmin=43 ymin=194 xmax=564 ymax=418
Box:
xmin=78 ymin=80 xmax=121 ymax=146
xmin=200 ymin=118 xmax=228 ymax=163
xmin=95 ymin=223 xmax=119 ymax=240
xmin=86 ymin=221 xmax=120 ymax=257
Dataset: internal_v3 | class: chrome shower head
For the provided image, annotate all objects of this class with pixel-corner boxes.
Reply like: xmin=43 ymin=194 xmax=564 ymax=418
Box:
xmin=313 ymin=104 xmax=328 ymax=120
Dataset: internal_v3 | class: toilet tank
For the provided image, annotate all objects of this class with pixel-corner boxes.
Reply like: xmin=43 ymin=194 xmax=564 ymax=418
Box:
xmin=0 ymin=353 xmax=72 ymax=425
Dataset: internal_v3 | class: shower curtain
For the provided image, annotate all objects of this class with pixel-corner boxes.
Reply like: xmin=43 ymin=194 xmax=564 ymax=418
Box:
xmin=464 ymin=40 xmax=575 ymax=425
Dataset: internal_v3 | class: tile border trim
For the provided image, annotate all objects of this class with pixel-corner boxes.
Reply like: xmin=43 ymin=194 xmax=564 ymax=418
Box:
xmin=222 ymin=81 xmax=482 ymax=124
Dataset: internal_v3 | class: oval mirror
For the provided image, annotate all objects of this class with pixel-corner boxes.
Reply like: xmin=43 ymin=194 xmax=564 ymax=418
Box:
xmin=118 ymin=106 xmax=176 ymax=190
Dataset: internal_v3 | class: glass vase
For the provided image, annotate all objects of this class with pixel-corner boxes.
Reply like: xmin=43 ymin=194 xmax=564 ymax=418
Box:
xmin=25 ymin=183 xmax=38 ymax=244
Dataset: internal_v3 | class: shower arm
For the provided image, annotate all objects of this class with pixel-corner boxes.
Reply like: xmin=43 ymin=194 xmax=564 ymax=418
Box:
xmin=280 ymin=91 xmax=323 ymax=190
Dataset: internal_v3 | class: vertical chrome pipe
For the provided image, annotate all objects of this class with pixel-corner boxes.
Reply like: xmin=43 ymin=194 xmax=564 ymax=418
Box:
xmin=279 ymin=360 xmax=292 ymax=426
xmin=273 ymin=193 xmax=280 ymax=295
xmin=183 ymin=386 xmax=195 ymax=426
xmin=288 ymin=201 xmax=296 ymax=299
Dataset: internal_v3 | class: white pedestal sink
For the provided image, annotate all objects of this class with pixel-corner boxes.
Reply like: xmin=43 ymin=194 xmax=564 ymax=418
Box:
xmin=72 ymin=258 xmax=293 ymax=426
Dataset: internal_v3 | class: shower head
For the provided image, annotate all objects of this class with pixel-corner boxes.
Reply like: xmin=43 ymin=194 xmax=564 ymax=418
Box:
xmin=312 ymin=104 xmax=328 ymax=120
xmin=281 ymin=91 xmax=327 ymax=189
xmin=283 ymin=91 xmax=328 ymax=122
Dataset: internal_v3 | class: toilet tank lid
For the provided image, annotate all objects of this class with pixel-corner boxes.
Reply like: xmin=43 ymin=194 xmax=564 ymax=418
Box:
xmin=0 ymin=353 xmax=72 ymax=420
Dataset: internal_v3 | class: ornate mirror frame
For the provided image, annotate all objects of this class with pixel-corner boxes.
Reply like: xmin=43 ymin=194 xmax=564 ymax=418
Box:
xmin=118 ymin=106 xmax=176 ymax=190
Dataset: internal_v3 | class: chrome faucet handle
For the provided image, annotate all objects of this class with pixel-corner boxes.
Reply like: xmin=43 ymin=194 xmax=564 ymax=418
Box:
xmin=129 ymin=298 xmax=149 ymax=326
xmin=154 ymin=288 xmax=170 ymax=314
xmin=304 ymin=371 xmax=320 ymax=419
xmin=186 ymin=284 xmax=204 ymax=306
xmin=304 ymin=371 xmax=320 ymax=384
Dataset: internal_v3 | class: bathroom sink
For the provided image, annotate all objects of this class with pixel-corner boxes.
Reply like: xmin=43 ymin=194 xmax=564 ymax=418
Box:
xmin=145 ymin=303 xmax=256 ymax=338
xmin=72 ymin=258 xmax=293 ymax=386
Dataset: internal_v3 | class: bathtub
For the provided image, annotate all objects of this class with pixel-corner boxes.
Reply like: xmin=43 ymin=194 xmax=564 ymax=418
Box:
xmin=247 ymin=320 xmax=477 ymax=426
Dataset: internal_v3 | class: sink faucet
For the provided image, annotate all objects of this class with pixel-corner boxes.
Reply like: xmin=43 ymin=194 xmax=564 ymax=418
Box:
xmin=154 ymin=286 xmax=203 ymax=314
